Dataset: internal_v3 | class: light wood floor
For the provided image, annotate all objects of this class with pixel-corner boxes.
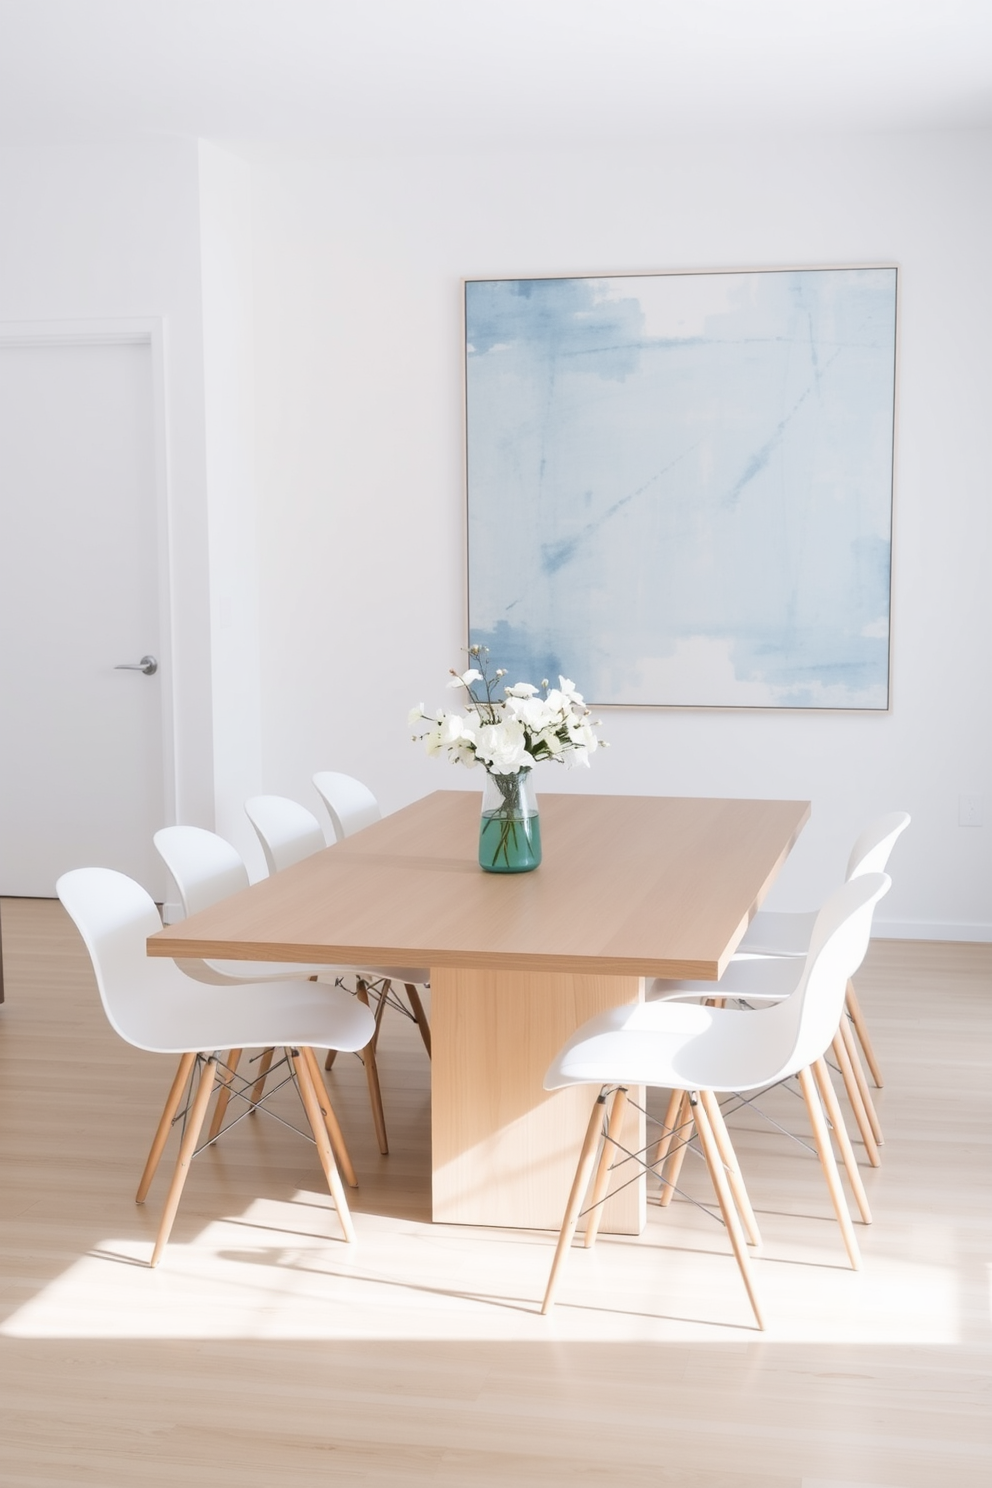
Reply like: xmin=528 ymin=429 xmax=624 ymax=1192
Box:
xmin=0 ymin=898 xmax=989 ymax=1486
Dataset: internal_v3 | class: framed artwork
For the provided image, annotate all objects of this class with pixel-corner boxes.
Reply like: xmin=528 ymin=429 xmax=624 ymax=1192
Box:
xmin=465 ymin=266 xmax=897 ymax=709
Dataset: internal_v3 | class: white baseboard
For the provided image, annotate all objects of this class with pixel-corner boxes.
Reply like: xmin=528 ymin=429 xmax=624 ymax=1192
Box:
xmin=873 ymin=919 xmax=992 ymax=944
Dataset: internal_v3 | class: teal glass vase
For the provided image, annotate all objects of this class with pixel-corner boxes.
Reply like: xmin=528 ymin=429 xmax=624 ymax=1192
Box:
xmin=478 ymin=769 xmax=541 ymax=873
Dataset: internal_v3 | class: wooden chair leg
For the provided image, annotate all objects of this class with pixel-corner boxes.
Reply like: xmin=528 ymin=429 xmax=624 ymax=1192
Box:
xmin=541 ymin=1089 xmax=608 ymax=1315
xmin=291 ymin=1049 xmax=355 ymax=1244
xmin=651 ymin=1087 xmax=683 ymax=1171
xmin=302 ymin=1045 xmax=358 ymax=1188
xmin=700 ymin=1090 xmax=761 ymax=1248
xmin=150 ymin=1055 xmax=218 ymax=1267
xmin=405 ymin=984 xmax=432 ymax=1058
xmin=832 ymin=1028 xmax=881 ymax=1166
xmin=324 ymin=1048 xmax=337 ymax=1070
xmin=839 ymin=1010 xmax=884 ymax=1146
xmin=356 ymin=979 xmax=389 ymax=1155
xmin=136 ymin=1051 xmax=196 ymax=1204
xmin=813 ymin=1056 xmax=872 ymax=1224
xmin=659 ymin=1092 xmax=694 ymax=1207
xmin=692 ymin=1092 xmax=764 ymax=1330
xmin=846 ymin=979 xmax=884 ymax=1087
xmin=207 ymin=1049 xmax=242 ymax=1141
xmin=583 ymin=1086 xmax=629 ymax=1249
xmin=250 ymin=1046 xmax=275 ymax=1107
xmin=796 ymin=1065 xmax=860 ymax=1270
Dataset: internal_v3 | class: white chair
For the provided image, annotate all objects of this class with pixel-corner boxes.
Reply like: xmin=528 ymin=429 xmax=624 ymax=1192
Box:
xmin=541 ymin=872 xmax=892 ymax=1330
xmin=154 ymin=823 xmax=386 ymax=1137
xmin=244 ymin=794 xmax=327 ymax=874
xmin=244 ymin=794 xmax=432 ymax=1153
xmin=246 ymin=791 xmax=428 ymax=1059
xmin=313 ymin=773 xmax=433 ymax=1066
xmin=735 ymin=810 xmax=909 ymax=1093
xmin=312 ymin=771 xmax=382 ymax=842
xmin=154 ymin=824 xmax=337 ymax=985
xmin=651 ymin=811 xmax=909 ymax=1166
xmin=56 ymin=867 xmax=375 ymax=1267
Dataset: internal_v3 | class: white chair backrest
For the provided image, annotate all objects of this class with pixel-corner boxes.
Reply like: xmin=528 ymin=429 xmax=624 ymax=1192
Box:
xmin=775 ymin=871 xmax=891 ymax=1075
xmin=56 ymin=867 xmax=187 ymax=1052
xmin=312 ymin=771 xmax=381 ymax=841
xmin=153 ymin=825 xmax=249 ymax=917
xmin=244 ymin=795 xmax=326 ymax=875
xmin=845 ymin=811 xmax=910 ymax=881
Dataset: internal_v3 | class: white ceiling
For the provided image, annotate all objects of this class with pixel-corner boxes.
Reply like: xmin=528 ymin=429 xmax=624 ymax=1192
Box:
xmin=0 ymin=0 xmax=990 ymax=153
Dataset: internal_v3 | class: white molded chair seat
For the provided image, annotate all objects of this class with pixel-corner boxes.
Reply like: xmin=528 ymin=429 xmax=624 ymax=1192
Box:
xmin=56 ymin=867 xmax=375 ymax=1267
xmin=312 ymin=771 xmax=382 ymax=841
xmin=541 ymin=872 xmax=891 ymax=1330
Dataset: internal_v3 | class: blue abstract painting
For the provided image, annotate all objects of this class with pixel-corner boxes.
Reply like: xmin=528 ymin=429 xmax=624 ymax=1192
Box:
xmin=465 ymin=267 xmax=896 ymax=709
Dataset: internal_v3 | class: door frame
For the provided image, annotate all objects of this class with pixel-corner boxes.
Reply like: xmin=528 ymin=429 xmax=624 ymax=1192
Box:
xmin=0 ymin=317 xmax=178 ymax=835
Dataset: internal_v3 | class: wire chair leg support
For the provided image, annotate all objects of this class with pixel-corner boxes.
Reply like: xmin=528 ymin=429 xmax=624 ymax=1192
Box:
xmin=846 ymin=979 xmax=884 ymax=1087
xmin=542 ymin=1090 xmax=609 ymax=1315
xmin=136 ymin=1051 xmax=197 ymax=1204
xmin=150 ymin=1055 xmax=218 ymax=1267
xmin=583 ymin=1086 xmax=629 ymax=1249
xmin=797 ymin=1065 xmax=860 ymax=1270
xmin=692 ymin=1092 xmax=764 ymax=1330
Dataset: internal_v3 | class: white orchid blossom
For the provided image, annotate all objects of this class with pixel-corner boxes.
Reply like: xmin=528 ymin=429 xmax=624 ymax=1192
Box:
xmin=410 ymin=649 xmax=606 ymax=776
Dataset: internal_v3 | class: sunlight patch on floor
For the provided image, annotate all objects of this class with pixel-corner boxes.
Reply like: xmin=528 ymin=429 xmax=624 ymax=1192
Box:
xmin=0 ymin=1192 xmax=962 ymax=1345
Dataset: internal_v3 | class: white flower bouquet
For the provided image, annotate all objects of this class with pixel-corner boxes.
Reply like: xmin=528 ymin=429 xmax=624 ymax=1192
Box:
xmin=410 ymin=648 xmax=606 ymax=872
xmin=409 ymin=645 xmax=605 ymax=776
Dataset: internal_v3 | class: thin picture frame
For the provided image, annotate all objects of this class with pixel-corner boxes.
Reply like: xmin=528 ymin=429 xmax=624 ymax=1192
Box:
xmin=463 ymin=264 xmax=898 ymax=711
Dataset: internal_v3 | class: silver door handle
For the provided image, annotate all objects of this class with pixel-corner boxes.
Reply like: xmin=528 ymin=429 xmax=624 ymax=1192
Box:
xmin=115 ymin=655 xmax=158 ymax=676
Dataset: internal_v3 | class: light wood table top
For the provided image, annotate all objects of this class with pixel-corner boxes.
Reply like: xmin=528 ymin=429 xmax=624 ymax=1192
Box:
xmin=149 ymin=791 xmax=810 ymax=979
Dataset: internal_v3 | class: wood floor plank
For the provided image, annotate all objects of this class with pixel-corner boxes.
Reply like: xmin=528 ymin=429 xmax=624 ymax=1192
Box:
xmin=0 ymin=900 xmax=990 ymax=1485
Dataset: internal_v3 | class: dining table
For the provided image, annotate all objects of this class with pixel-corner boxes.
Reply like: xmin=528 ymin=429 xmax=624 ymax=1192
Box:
xmin=148 ymin=790 xmax=810 ymax=1235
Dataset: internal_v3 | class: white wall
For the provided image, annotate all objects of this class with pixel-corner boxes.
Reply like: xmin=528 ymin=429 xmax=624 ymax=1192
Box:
xmin=248 ymin=129 xmax=992 ymax=937
xmin=0 ymin=139 xmax=269 ymax=886
xmin=0 ymin=139 xmax=217 ymax=843
xmin=197 ymin=142 xmax=264 ymax=872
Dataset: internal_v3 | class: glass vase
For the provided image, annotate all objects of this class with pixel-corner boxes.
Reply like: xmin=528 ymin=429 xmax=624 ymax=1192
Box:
xmin=478 ymin=769 xmax=541 ymax=873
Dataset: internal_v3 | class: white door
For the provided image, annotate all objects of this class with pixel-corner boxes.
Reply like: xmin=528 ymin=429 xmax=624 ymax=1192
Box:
xmin=0 ymin=339 xmax=166 ymax=898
